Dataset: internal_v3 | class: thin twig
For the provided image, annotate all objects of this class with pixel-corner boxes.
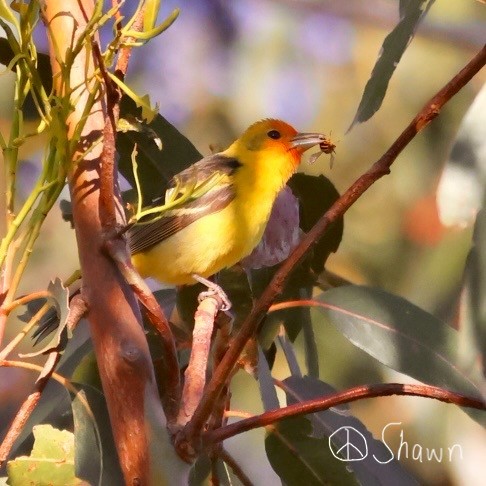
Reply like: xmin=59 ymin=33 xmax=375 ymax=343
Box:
xmin=206 ymin=382 xmax=486 ymax=444
xmin=0 ymin=350 xmax=61 ymax=466
xmin=114 ymin=4 xmax=145 ymax=78
xmin=184 ymin=44 xmax=486 ymax=445
xmin=0 ymin=302 xmax=51 ymax=360
xmin=0 ymin=290 xmax=51 ymax=315
xmin=0 ymin=390 xmax=42 ymax=467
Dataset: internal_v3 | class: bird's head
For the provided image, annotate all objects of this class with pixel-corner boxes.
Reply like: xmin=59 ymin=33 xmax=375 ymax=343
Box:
xmin=235 ymin=119 xmax=327 ymax=168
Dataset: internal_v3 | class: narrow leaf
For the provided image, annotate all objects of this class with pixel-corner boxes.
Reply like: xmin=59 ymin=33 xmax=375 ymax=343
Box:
xmin=71 ymin=382 xmax=124 ymax=485
xmin=349 ymin=0 xmax=435 ymax=129
xmin=257 ymin=345 xmax=280 ymax=411
xmin=20 ymin=278 xmax=71 ymax=357
xmin=265 ymin=416 xmax=359 ymax=486
xmin=283 ymin=375 xmax=419 ymax=485
xmin=117 ymin=96 xmax=202 ymax=202
xmin=463 ymin=201 xmax=486 ymax=377
xmin=314 ymin=286 xmax=483 ymax=399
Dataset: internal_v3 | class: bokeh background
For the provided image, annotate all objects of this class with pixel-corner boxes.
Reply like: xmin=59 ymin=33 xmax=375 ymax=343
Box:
xmin=1 ymin=1 xmax=485 ymax=484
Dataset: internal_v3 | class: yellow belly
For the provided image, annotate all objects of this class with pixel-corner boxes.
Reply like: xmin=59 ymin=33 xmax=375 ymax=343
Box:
xmin=131 ymin=200 xmax=268 ymax=285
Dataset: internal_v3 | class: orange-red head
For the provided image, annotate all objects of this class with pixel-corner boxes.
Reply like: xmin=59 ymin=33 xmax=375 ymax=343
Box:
xmin=222 ymin=119 xmax=326 ymax=198
xmin=230 ymin=119 xmax=326 ymax=169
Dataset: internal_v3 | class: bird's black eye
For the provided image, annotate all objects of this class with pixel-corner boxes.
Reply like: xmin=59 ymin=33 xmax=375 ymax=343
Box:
xmin=267 ymin=129 xmax=281 ymax=140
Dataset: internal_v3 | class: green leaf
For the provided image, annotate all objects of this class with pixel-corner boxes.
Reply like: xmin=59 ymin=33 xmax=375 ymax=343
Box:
xmin=0 ymin=0 xmax=20 ymax=30
xmin=0 ymin=37 xmax=53 ymax=119
xmin=265 ymin=416 xmax=359 ymax=486
xmin=313 ymin=286 xmax=485 ymax=423
xmin=70 ymin=382 xmax=124 ymax=485
xmin=109 ymin=73 xmax=158 ymax=122
xmin=277 ymin=328 xmax=303 ymax=377
xmin=464 ymin=202 xmax=486 ymax=377
xmin=349 ymin=0 xmax=435 ymax=129
xmin=189 ymin=454 xmax=211 ymax=486
xmin=7 ymin=425 xmax=83 ymax=486
xmin=249 ymin=174 xmax=342 ymax=360
xmin=128 ymin=7 xmax=179 ymax=40
xmin=117 ymin=96 xmax=202 ymax=202
xmin=283 ymin=375 xmax=418 ymax=485
xmin=257 ymin=346 xmax=280 ymax=410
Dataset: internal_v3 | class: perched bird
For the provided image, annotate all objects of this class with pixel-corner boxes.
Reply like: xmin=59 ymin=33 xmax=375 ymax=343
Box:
xmin=33 ymin=119 xmax=326 ymax=342
xmin=129 ymin=118 xmax=326 ymax=289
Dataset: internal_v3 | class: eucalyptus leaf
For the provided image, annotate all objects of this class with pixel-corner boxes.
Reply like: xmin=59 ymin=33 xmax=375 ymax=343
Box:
xmin=265 ymin=415 xmax=359 ymax=486
xmin=20 ymin=278 xmax=70 ymax=357
xmin=463 ymin=202 xmax=486 ymax=377
xmin=4 ymin=325 xmax=92 ymax=459
xmin=349 ymin=0 xmax=435 ymax=129
xmin=314 ymin=286 xmax=483 ymax=399
xmin=257 ymin=345 xmax=280 ymax=411
xmin=118 ymin=96 xmax=202 ymax=202
xmin=6 ymin=425 xmax=83 ymax=486
xmin=283 ymin=375 xmax=418 ymax=486
xmin=71 ymin=382 xmax=124 ymax=485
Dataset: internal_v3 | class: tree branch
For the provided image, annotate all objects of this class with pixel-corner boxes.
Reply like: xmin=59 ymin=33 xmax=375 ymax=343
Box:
xmin=206 ymin=382 xmax=486 ymax=444
xmin=177 ymin=297 xmax=220 ymax=429
xmin=42 ymin=1 xmax=186 ymax=482
xmin=183 ymin=44 xmax=486 ymax=445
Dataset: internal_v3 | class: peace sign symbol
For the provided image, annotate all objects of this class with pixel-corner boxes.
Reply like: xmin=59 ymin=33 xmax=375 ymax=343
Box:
xmin=329 ymin=426 xmax=368 ymax=462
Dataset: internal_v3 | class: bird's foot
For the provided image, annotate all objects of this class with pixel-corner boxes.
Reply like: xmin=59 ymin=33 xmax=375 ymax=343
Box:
xmin=191 ymin=274 xmax=232 ymax=312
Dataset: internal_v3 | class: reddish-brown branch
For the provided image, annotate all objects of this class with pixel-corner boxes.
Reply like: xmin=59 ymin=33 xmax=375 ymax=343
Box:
xmin=94 ymin=43 xmax=119 ymax=231
xmin=206 ymin=382 xmax=486 ymax=444
xmin=184 ymin=44 xmax=486 ymax=444
xmin=93 ymin=0 xmax=181 ymax=423
xmin=0 ymin=390 xmax=42 ymax=467
xmin=0 ymin=350 xmax=61 ymax=466
xmin=177 ymin=297 xmax=220 ymax=429
xmin=105 ymin=238 xmax=180 ymax=422
xmin=42 ymin=1 xmax=174 ymax=482
xmin=114 ymin=4 xmax=145 ymax=79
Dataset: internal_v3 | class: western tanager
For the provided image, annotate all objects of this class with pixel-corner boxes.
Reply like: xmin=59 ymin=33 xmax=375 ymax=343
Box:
xmin=33 ymin=119 xmax=326 ymax=341
xmin=130 ymin=119 xmax=326 ymax=289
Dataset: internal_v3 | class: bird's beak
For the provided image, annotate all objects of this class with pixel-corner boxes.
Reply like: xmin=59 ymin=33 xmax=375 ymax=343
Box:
xmin=290 ymin=132 xmax=326 ymax=153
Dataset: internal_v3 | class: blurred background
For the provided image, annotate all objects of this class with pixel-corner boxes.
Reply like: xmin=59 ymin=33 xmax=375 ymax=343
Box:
xmin=1 ymin=0 xmax=485 ymax=484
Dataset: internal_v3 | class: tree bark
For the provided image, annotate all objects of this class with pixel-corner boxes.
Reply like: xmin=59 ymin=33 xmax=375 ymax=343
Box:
xmin=42 ymin=1 xmax=188 ymax=483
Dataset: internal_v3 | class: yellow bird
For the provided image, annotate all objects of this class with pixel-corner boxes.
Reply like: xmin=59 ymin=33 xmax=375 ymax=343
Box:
xmin=129 ymin=119 xmax=326 ymax=293
xmin=33 ymin=119 xmax=326 ymax=342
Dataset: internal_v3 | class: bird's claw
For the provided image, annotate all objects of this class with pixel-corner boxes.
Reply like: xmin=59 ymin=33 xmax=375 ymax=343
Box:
xmin=192 ymin=274 xmax=232 ymax=312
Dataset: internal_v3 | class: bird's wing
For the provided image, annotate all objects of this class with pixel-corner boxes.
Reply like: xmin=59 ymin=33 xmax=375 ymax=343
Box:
xmin=128 ymin=154 xmax=240 ymax=255
xmin=170 ymin=153 xmax=242 ymax=188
